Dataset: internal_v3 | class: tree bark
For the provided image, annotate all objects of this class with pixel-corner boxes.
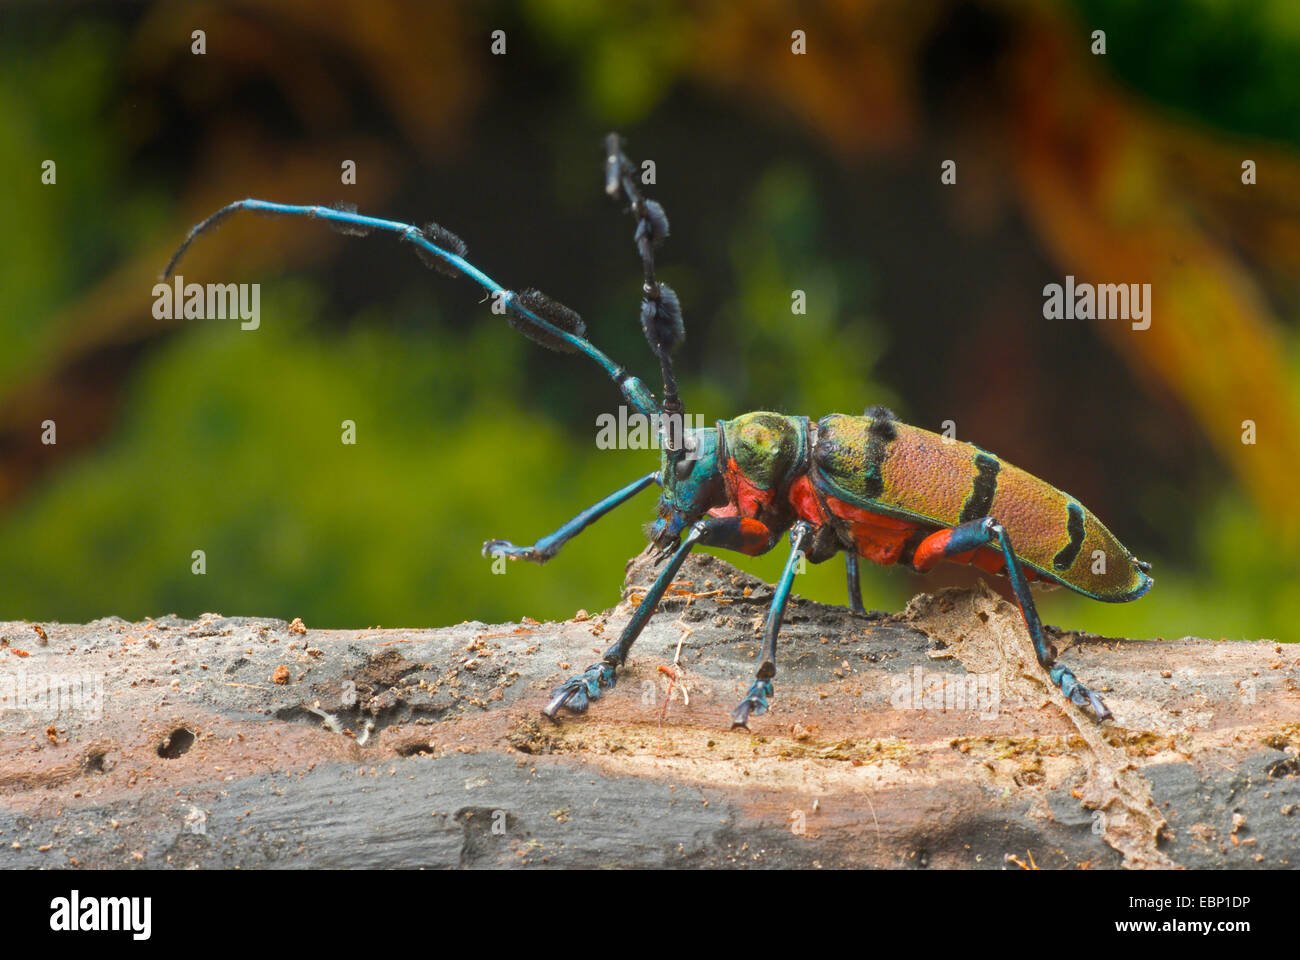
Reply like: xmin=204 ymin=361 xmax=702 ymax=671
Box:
xmin=2 ymin=553 xmax=1297 ymax=869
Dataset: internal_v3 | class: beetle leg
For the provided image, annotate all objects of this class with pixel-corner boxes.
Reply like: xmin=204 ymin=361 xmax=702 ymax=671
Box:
xmin=731 ymin=521 xmax=815 ymax=730
xmin=544 ymin=515 xmax=783 ymax=719
xmin=544 ymin=517 xmax=715 ymax=719
xmin=845 ymin=551 xmax=866 ymax=614
xmin=911 ymin=518 xmax=1112 ymax=722
xmin=483 ymin=471 xmax=659 ymax=564
xmin=990 ymin=522 xmax=1113 ymax=721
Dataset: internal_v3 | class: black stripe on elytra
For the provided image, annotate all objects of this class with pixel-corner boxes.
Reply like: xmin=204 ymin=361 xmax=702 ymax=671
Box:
xmin=861 ymin=414 xmax=896 ymax=499
xmin=959 ymin=453 xmax=1001 ymax=522
xmin=1052 ymin=501 xmax=1086 ymax=571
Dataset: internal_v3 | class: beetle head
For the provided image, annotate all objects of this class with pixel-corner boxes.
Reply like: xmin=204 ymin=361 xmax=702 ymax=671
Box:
xmin=647 ymin=427 xmax=723 ymax=557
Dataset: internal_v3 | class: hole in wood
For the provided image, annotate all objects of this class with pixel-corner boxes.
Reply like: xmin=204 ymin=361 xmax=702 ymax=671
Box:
xmin=157 ymin=727 xmax=195 ymax=759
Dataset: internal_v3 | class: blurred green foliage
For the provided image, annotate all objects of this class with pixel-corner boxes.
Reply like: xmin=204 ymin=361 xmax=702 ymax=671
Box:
xmin=0 ymin=2 xmax=1297 ymax=645
xmin=1 ymin=21 xmax=147 ymax=386
xmin=1068 ymin=0 xmax=1300 ymax=147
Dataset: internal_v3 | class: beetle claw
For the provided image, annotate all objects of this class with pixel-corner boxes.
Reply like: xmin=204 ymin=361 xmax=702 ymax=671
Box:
xmin=729 ymin=679 xmax=773 ymax=730
xmin=482 ymin=538 xmax=543 ymax=563
xmin=543 ymin=661 xmax=617 ymax=720
xmin=1051 ymin=664 xmax=1112 ymax=722
xmin=1080 ymin=688 xmax=1113 ymax=722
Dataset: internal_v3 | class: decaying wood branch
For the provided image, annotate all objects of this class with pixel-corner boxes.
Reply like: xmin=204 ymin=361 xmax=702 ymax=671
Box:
xmin=2 ymin=553 xmax=1297 ymax=869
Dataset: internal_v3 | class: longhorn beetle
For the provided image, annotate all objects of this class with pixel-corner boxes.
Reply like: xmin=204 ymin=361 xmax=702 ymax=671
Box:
xmin=164 ymin=134 xmax=1152 ymax=727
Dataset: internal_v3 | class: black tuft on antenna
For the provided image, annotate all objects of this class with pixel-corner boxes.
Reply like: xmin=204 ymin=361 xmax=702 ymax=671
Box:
xmin=409 ymin=221 xmax=468 ymax=277
xmin=605 ymin=133 xmax=687 ymax=457
xmin=639 ymin=282 xmax=684 ymax=355
xmin=512 ymin=288 xmax=585 ymax=353
xmin=326 ymin=203 xmax=374 ymax=236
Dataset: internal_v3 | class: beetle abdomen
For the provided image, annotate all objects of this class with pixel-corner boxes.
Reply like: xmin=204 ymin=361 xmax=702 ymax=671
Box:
xmin=812 ymin=413 xmax=1151 ymax=601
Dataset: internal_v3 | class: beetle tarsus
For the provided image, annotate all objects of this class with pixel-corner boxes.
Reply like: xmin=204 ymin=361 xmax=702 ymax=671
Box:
xmin=482 ymin=539 xmax=537 ymax=562
xmin=542 ymin=661 xmax=617 ymax=720
xmin=729 ymin=679 xmax=773 ymax=730
xmin=1051 ymin=664 xmax=1113 ymax=722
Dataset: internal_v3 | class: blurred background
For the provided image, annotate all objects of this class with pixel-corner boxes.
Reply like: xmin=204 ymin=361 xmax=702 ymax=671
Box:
xmin=1 ymin=0 xmax=1298 ymax=640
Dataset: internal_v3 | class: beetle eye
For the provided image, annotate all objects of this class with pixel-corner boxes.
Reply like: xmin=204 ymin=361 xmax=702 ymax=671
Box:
xmin=673 ymin=457 xmax=693 ymax=482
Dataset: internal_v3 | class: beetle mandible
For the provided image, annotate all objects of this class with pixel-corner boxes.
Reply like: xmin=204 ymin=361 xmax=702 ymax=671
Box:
xmin=164 ymin=134 xmax=1152 ymax=727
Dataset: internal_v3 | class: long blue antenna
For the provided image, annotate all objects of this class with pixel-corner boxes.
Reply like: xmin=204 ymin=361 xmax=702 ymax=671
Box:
xmin=603 ymin=134 xmax=688 ymax=458
xmin=162 ymin=198 xmax=661 ymax=419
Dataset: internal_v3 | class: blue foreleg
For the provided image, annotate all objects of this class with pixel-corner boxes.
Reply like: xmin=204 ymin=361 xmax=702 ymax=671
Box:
xmin=483 ymin=471 xmax=659 ymax=564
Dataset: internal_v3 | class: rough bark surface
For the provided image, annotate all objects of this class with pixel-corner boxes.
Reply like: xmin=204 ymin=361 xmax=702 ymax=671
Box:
xmin=2 ymin=553 xmax=1297 ymax=870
